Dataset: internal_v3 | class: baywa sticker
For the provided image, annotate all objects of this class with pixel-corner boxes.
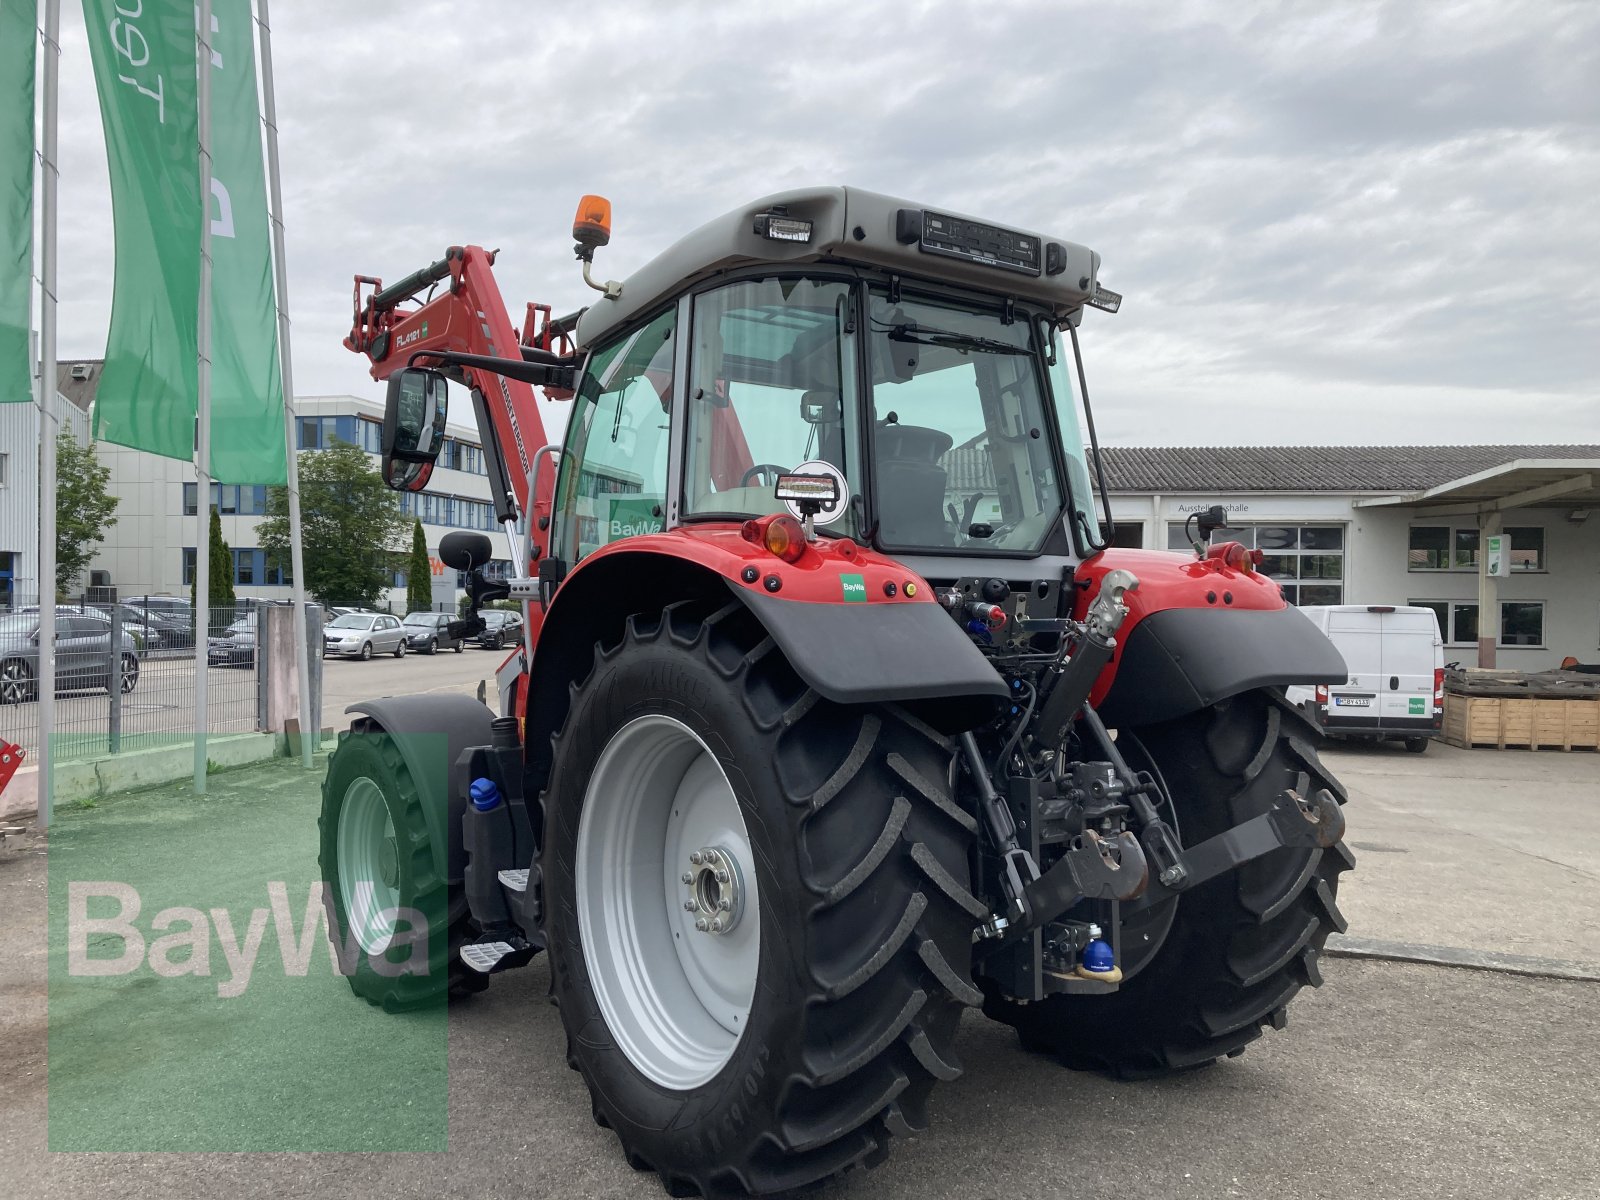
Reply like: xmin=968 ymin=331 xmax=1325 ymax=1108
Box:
xmin=1409 ymin=697 xmax=1427 ymax=715
xmin=840 ymin=573 xmax=867 ymax=602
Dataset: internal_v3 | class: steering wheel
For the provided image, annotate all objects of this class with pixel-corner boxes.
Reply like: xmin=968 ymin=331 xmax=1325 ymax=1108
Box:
xmin=739 ymin=463 xmax=788 ymax=488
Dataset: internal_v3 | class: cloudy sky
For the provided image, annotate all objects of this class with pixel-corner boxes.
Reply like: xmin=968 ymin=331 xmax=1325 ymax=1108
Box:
xmin=48 ymin=0 xmax=1600 ymax=446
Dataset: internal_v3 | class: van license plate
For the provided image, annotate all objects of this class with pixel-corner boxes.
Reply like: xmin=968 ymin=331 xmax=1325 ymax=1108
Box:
xmin=1334 ymin=697 xmax=1371 ymax=708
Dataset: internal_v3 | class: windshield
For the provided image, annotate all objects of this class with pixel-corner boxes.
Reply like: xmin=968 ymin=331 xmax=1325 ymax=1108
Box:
xmin=328 ymin=615 xmax=371 ymax=629
xmin=403 ymin=613 xmax=436 ymax=625
xmin=865 ymin=289 xmax=1064 ymax=553
xmin=682 ymin=277 xmax=861 ymax=530
xmin=0 ymin=615 xmax=35 ymax=635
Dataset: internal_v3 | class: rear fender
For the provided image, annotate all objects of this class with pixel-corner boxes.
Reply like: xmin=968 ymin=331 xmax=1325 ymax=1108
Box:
xmin=523 ymin=530 xmax=1006 ymax=786
xmin=1077 ymin=548 xmax=1347 ymax=727
xmin=343 ymin=694 xmax=496 ymax=885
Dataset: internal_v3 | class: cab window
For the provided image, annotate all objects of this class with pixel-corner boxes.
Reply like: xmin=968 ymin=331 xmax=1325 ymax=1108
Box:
xmin=682 ymin=278 xmax=861 ymax=528
xmin=555 ymin=308 xmax=676 ymax=561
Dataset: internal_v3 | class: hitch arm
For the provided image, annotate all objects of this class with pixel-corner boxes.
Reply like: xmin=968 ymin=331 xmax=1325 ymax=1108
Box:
xmin=1005 ymin=829 xmax=1148 ymax=939
xmin=1122 ymin=788 xmax=1346 ymax=915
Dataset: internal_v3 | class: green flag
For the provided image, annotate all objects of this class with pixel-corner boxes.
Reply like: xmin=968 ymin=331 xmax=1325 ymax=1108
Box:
xmin=207 ymin=0 xmax=285 ymax=485
xmin=0 ymin=0 xmax=35 ymax=404
xmin=84 ymin=0 xmax=200 ymax=460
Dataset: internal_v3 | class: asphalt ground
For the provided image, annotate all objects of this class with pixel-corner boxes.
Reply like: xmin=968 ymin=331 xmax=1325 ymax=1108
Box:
xmin=1 ymin=740 xmax=1596 ymax=1198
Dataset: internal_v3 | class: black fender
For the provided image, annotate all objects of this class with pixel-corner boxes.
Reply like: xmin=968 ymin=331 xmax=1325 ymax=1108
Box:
xmin=523 ymin=551 xmax=1007 ymax=799
xmin=1097 ymin=605 xmax=1347 ymax=728
xmin=731 ymin=585 xmax=1007 ymax=729
xmin=343 ymin=694 xmax=495 ymax=885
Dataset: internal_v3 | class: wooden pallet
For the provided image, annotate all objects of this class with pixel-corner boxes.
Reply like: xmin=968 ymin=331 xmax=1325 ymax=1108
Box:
xmin=1442 ymin=694 xmax=1600 ymax=750
xmin=1446 ymin=667 xmax=1600 ymax=699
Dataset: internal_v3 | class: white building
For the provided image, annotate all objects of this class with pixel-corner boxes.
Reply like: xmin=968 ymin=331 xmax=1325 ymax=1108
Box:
xmin=0 ymin=364 xmax=94 ymax=606
xmin=1101 ymin=445 xmax=1600 ymax=670
xmin=61 ymin=361 xmax=507 ymax=610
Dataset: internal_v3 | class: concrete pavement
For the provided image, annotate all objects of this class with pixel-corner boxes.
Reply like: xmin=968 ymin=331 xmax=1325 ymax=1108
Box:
xmin=1 ymin=735 xmax=1596 ymax=1198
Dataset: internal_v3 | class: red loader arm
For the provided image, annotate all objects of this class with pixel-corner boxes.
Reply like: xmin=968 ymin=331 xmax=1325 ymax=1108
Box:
xmin=345 ymin=245 xmax=564 ymax=558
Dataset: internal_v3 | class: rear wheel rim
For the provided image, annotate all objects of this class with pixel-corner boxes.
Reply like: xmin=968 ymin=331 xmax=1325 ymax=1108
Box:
xmin=576 ymin=714 xmax=760 ymax=1091
xmin=336 ymin=776 xmax=401 ymax=955
xmin=120 ymin=654 xmax=139 ymax=692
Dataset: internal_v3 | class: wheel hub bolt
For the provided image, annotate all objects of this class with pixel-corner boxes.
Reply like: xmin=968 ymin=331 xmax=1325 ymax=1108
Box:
xmin=683 ymin=845 xmax=744 ymax=936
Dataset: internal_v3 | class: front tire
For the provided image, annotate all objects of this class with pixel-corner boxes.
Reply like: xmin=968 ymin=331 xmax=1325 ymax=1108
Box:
xmin=544 ymin=600 xmax=981 ymax=1197
xmin=983 ymin=689 xmax=1353 ymax=1077
xmin=360 ymin=641 xmax=373 ymax=661
xmin=318 ymin=721 xmax=481 ymax=1010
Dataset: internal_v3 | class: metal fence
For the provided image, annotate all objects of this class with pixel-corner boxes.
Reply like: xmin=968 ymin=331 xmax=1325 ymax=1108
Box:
xmin=0 ymin=595 xmax=259 ymax=763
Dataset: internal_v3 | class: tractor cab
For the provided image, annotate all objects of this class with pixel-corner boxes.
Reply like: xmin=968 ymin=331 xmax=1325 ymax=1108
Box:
xmin=547 ymin=187 xmax=1114 ymax=573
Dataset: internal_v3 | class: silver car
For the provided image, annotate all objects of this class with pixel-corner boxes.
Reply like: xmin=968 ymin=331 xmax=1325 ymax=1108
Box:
xmin=322 ymin=612 xmax=408 ymax=660
xmin=0 ymin=611 xmax=142 ymax=704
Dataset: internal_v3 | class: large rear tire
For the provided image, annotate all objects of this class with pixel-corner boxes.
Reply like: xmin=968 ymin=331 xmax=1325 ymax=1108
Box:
xmin=982 ymin=689 xmax=1353 ymax=1077
xmin=318 ymin=721 xmax=484 ymax=1010
xmin=543 ymin=600 xmax=981 ymax=1198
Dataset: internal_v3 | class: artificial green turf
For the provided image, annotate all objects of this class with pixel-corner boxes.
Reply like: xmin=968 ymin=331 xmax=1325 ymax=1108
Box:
xmin=46 ymin=746 xmax=447 ymax=1151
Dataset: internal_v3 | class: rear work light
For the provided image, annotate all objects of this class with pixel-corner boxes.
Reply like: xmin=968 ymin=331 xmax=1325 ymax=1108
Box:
xmin=753 ymin=209 xmax=813 ymax=244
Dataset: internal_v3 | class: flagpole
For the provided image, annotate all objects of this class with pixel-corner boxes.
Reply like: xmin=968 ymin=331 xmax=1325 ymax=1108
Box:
xmin=36 ymin=0 xmax=60 ymax=829
xmin=254 ymin=0 xmax=313 ymax=768
xmin=193 ymin=0 xmax=214 ymax=795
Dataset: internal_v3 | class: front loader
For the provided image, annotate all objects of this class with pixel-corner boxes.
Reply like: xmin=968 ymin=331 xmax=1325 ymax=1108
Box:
xmin=318 ymin=187 xmax=1353 ymax=1198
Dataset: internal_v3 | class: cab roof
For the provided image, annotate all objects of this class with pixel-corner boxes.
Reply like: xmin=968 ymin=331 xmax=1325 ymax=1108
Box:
xmin=574 ymin=186 xmax=1103 ymax=349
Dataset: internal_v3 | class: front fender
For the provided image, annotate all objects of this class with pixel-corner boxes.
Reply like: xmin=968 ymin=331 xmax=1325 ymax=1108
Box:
xmin=1077 ymin=548 xmax=1346 ymax=727
xmin=344 ymin=695 xmax=495 ymax=885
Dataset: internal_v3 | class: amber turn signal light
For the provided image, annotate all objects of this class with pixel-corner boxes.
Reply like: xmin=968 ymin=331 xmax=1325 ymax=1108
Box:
xmin=573 ymin=194 xmax=612 ymax=249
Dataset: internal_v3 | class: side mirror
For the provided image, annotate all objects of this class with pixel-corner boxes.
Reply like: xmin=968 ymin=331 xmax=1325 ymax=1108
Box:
xmin=439 ymin=531 xmax=494 ymax=572
xmin=382 ymin=368 xmax=449 ymax=492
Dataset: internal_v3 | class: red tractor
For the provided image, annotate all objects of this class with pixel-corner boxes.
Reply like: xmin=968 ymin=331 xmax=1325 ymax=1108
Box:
xmin=321 ymin=188 xmax=1352 ymax=1197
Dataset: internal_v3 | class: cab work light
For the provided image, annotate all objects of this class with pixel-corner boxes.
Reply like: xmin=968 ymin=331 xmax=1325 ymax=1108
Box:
xmin=774 ymin=473 xmax=839 ymax=509
xmin=753 ymin=210 xmax=813 ymax=244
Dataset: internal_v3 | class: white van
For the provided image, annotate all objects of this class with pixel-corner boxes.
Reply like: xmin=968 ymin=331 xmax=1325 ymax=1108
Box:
xmin=1285 ymin=605 xmax=1445 ymax=753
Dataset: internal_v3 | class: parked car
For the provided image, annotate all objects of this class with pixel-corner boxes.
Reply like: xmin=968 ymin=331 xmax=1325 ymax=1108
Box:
xmin=1286 ymin=604 xmax=1445 ymax=753
xmin=0 ymin=611 xmax=141 ymax=703
xmin=402 ymin=611 xmax=464 ymax=654
xmin=475 ymin=609 xmax=524 ymax=650
xmin=323 ymin=612 xmax=408 ymax=660
xmin=207 ymin=613 xmax=259 ymax=668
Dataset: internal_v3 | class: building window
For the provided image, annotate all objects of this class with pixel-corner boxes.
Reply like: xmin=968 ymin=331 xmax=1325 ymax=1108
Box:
xmin=182 ymin=548 xmax=197 ymax=586
xmin=1408 ymin=526 xmax=1449 ymax=570
xmin=1409 ymin=524 xmax=1546 ymax=572
xmin=1167 ymin=522 xmax=1345 ymax=605
xmin=1509 ymin=527 xmax=1545 ymax=571
xmin=1410 ymin=599 xmax=1545 ymax=647
xmin=0 ymin=451 xmax=8 ymax=486
xmin=234 ymin=548 xmax=255 ymax=585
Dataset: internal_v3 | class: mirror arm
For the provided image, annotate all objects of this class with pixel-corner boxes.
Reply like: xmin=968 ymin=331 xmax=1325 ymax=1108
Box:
xmin=406 ymin=349 xmax=576 ymax=390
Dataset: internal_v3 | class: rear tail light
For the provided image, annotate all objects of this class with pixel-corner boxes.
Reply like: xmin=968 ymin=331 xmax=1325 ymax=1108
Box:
xmin=1433 ymin=667 xmax=1445 ymax=707
xmin=741 ymin=513 xmax=806 ymax=563
xmin=1314 ymin=684 xmax=1329 ymax=705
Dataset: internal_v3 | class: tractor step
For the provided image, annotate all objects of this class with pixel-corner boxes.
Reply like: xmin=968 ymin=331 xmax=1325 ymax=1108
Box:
xmin=497 ymin=868 xmax=529 ymax=892
xmin=459 ymin=933 xmax=537 ymax=975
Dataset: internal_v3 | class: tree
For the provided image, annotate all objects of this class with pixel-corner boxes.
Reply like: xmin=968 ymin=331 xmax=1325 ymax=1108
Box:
xmin=54 ymin=426 xmax=119 ymax=597
xmin=405 ymin=519 xmax=433 ymax=613
xmin=191 ymin=506 xmax=236 ymax=631
xmin=258 ymin=443 xmax=407 ymax=609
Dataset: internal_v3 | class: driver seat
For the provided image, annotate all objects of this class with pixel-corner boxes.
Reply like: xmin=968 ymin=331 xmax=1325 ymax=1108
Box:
xmin=874 ymin=423 xmax=953 ymax=544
